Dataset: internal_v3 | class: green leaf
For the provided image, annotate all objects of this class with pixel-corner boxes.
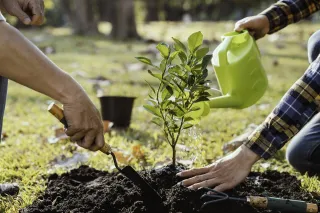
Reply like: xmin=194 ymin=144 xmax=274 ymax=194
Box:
xmin=185 ymin=65 xmax=191 ymax=72
xmin=168 ymin=65 xmax=182 ymax=75
xmin=183 ymin=123 xmax=193 ymax=130
xmin=168 ymin=123 xmax=179 ymax=133
xmin=202 ymin=69 xmax=208 ymax=79
xmin=162 ymin=85 xmax=173 ymax=101
xmin=151 ymin=117 xmax=163 ymax=126
xmin=195 ymin=47 xmax=209 ymax=59
xmin=148 ymin=94 xmax=155 ymax=100
xmin=145 ymin=80 xmax=156 ymax=95
xmin=200 ymin=91 xmax=211 ymax=97
xmin=161 ymin=100 xmax=170 ymax=108
xmin=160 ymin=59 xmax=167 ymax=71
xmin=172 ymin=74 xmax=188 ymax=84
xmin=188 ymin=118 xmax=201 ymax=125
xmin=168 ymin=51 xmax=179 ymax=64
xmin=172 ymin=37 xmax=187 ymax=53
xmin=135 ymin=57 xmax=153 ymax=66
xmin=148 ymin=70 xmax=162 ymax=81
xmin=202 ymin=54 xmax=213 ymax=70
xmin=190 ymin=106 xmax=201 ymax=111
xmin=191 ymin=85 xmax=210 ymax=92
xmin=194 ymin=96 xmax=210 ymax=103
xmin=188 ymin=31 xmax=203 ymax=53
xmin=178 ymin=51 xmax=187 ymax=63
xmin=143 ymin=105 xmax=161 ymax=117
xmin=172 ymin=78 xmax=185 ymax=94
xmin=184 ymin=103 xmax=203 ymax=119
xmin=157 ymin=43 xmax=170 ymax=58
xmin=147 ymin=99 xmax=157 ymax=106
xmin=184 ymin=117 xmax=194 ymax=122
xmin=170 ymin=105 xmax=185 ymax=117
xmin=187 ymin=75 xmax=195 ymax=86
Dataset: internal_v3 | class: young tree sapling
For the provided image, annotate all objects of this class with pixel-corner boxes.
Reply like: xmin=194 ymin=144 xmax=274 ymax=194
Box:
xmin=136 ymin=32 xmax=212 ymax=167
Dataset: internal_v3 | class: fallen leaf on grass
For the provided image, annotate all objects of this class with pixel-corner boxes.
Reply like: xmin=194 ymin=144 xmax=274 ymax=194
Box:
xmin=132 ymin=144 xmax=145 ymax=160
xmin=1 ymin=132 xmax=8 ymax=140
xmin=103 ymin=121 xmax=114 ymax=133
xmin=113 ymin=151 xmax=132 ymax=164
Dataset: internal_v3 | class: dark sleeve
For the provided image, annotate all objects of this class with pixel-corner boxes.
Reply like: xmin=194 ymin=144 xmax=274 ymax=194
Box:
xmin=260 ymin=0 xmax=320 ymax=34
xmin=245 ymin=57 xmax=320 ymax=159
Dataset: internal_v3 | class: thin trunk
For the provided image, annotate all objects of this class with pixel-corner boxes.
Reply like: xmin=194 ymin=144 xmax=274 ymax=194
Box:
xmin=61 ymin=0 xmax=99 ymax=36
xmin=145 ymin=0 xmax=160 ymax=22
xmin=72 ymin=0 xmax=99 ymax=35
xmin=172 ymin=147 xmax=176 ymax=167
xmin=110 ymin=0 xmax=139 ymax=40
xmin=98 ymin=0 xmax=113 ymax=22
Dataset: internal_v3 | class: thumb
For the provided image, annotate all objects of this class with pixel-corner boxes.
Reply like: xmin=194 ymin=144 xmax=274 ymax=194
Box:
xmin=234 ymin=18 xmax=251 ymax=32
xmin=10 ymin=6 xmax=31 ymax=25
xmin=212 ymin=183 xmax=230 ymax=192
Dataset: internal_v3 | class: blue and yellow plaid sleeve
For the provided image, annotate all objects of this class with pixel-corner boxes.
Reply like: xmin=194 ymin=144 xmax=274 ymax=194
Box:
xmin=245 ymin=56 xmax=320 ymax=159
xmin=260 ymin=0 xmax=320 ymax=34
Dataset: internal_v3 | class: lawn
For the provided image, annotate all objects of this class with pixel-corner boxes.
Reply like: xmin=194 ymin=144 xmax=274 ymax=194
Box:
xmin=0 ymin=21 xmax=320 ymax=212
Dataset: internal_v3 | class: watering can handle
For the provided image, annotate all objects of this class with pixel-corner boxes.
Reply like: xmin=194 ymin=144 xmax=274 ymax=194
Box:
xmin=218 ymin=36 xmax=233 ymax=66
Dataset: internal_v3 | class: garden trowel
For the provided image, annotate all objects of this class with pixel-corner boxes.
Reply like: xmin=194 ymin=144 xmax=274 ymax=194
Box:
xmin=48 ymin=103 xmax=167 ymax=213
xmin=201 ymin=188 xmax=319 ymax=213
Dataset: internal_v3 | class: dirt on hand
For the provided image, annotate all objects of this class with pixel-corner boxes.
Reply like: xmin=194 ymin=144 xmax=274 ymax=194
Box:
xmin=22 ymin=165 xmax=318 ymax=213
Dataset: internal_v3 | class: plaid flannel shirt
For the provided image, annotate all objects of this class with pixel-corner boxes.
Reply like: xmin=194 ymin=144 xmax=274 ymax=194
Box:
xmin=261 ymin=0 xmax=320 ymax=34
xmin=244 ymin=0 xmax=320 ymax=159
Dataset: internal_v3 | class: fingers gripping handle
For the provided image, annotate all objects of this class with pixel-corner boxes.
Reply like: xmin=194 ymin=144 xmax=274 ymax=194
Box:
xmin=47 ymin=103 xmax=112 ymax=155
xmin=48 ymin=103 xmax=68 ymax=128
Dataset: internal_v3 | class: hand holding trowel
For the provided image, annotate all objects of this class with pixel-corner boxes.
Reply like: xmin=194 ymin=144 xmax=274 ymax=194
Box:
xmin=48 ymin=103 xmax=167 ymax=213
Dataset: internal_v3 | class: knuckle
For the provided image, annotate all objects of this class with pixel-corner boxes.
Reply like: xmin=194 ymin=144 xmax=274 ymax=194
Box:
xmin=81 ymin=141 xmax=91 ymax=148
xmin=90 ymin=146 xmax=99 ymax=152
xmin=96 ymin=142 xmax=104 ymax=149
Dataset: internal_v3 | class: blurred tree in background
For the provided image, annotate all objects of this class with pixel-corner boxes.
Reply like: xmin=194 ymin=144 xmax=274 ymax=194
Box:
xmin=60 ymin=0 xmax=99 ymax=35
xmin=4 ymin=0 xmax=310 ymax=40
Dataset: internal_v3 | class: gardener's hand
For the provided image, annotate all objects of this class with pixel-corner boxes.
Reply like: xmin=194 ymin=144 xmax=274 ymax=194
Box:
xmin=177 ymin=145 xmax=260 ymax=192
xmin=62 ymin=92 xmax=105 ymax=152
xmin=234 ymin=15 xmax=270 ymax=40
xmin=0 ymin=0 xmax=45 ymax=25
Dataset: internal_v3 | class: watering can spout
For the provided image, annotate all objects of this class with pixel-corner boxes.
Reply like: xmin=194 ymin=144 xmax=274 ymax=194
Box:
xmin=209 ymin=95 xmax=241 ymax=109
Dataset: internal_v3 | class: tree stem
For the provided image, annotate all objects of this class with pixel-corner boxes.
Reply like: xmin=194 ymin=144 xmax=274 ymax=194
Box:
xmin=172 ymin=146 xmax=176 ymax=167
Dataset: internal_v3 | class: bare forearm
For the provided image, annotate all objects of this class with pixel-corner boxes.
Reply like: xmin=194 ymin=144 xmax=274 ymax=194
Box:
xmin=0 ymin=22 xmax=85 ymax=104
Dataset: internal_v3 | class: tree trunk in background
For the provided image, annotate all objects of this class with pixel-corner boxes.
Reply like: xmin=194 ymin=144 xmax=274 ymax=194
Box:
xmin=213 ymin=0 xmax=234 ymax=21
xmin=164 ymin=0 xmax=185 ymax=21
xmin=98 ymin=0 xmax=113 ymax=22
xmin=110 ymin=0 xmax=139 ymax=40
xmin=145 ymin=0 xmax=160 ymax=22
xmin=60 ymin=0 xmax=99 ymax=35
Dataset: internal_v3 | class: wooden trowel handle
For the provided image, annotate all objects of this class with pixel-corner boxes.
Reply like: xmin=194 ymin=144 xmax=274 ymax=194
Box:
xmin=47 ymin=103 xmax=112 ymax=154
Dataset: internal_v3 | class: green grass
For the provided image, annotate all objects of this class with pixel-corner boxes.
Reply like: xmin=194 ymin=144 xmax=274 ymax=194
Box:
xmin=0 ymin=21 xmax=319 ymax=212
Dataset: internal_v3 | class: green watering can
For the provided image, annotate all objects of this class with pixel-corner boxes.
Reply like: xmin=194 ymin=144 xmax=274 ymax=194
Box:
xmin=209 ymin=30 xmax=268 ymax=109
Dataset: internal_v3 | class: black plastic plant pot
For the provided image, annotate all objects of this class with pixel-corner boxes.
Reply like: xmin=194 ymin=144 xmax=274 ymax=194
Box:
xmin=99 ymin=96 xmax=136 ymax=129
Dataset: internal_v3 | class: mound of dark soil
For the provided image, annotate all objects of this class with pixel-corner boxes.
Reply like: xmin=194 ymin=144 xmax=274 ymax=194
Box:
xmin=22 ymin=165 xmax=318 ymax=213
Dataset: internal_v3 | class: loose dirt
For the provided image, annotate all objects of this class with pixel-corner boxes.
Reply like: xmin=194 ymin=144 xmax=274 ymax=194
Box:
xmin=22 ymin=165 xmax=318 ymax=213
